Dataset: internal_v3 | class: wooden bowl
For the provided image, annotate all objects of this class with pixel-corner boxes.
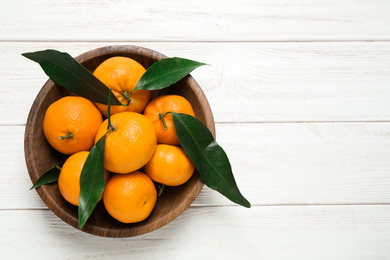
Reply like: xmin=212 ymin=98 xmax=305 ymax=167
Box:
xmin=24 ymin=45 xmax=215 ymax=237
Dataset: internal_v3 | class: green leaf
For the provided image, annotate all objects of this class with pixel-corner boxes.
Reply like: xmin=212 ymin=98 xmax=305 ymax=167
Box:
xmin=22 ymin=49 xmax=122 ymax=105
xmin=172 ymin=113 xmax=251 ymax=208
xmin=30 ymin=161 xmax=65 ymax=190
xmin=78 ymin=135 xmax=107 ymax=229
xmin=134 ymin=57 xmax=207 ymax=91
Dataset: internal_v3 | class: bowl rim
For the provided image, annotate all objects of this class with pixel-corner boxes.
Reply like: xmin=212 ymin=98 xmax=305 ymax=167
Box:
xmin=24 ymin=45 xmax=215 ymax=237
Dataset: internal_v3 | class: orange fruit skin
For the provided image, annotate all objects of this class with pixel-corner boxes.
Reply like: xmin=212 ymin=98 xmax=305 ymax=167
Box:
xmin=103 ymin=171 xmax=157 ymax=223
xmin=95 ymin=112 xmax=157 ymax=174
xmin=58 ymin=151 xmax=110 ymax=206
xmin=143 ymin=144 xmax=195 ymax=186
xmin=143 ymin=95 xmax=195 ymax=146
xmin=93 ymin=56 xmax=151 ymax=116
xmin=43 ymin=96 xmax=103 ymax=155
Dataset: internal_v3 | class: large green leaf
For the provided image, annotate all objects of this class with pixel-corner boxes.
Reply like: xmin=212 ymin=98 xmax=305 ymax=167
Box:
xmin=30 ymin=161 xmax=65 ymax=190
xmin=172 ymin=113 xmax=251 ymax=208
xmin=133 ymin=57 xmax=207 ymax=91
xmin=22 ymin=50 xmax=122 ymax=105
xmin=78 ymin=135 xmax=107 ymax=229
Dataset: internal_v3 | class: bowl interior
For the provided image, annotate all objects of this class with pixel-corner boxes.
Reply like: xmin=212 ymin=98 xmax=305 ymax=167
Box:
xmin=24 ymin=45 xmax=215 ymax=237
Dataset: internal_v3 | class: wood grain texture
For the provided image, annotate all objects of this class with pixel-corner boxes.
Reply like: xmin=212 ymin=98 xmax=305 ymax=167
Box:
xmin=1 ymin=206 xmax=390 ymax=259
xmin=3 ymin=41 xmax=390 ymax=125
xmin=1 ymin=0 xmax=390 ymax=41
xmin=2 ymin=0 xmax=390 ymax=257
xmin=24 ymin=45 xmax=215 ymax=237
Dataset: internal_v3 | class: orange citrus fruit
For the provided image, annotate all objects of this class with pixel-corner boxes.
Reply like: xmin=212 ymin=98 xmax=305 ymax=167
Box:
xmin=143 ymin=95 xmax=195 ymax=146
xmin=43 ymin=96 xmax=103 ymax=155
xmin=95 ymin=112 xmax=157 ymax=174
xmin=58 ymin=151 xmax=110 ymax=206
xmin=143 ymin=144 xmax=194 ymax=186
xmin=92 ymin=56 xmax=151 ymax=116
xmin=103 ymin=171 xmax=157 ymax=223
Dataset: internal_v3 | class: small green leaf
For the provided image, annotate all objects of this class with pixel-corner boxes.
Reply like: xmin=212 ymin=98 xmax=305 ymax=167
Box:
xmin=22 ymin=49 xmax=122 ymax=105
xmin=172 ymin=113 xmax=251 ymax=208
xmin=134 ymin=57 xmax=207 ymax=91
xmin=78 ymin=135 xmax=107 ymax=229
xmin=30 ymin=161 xmax=65 ymax=190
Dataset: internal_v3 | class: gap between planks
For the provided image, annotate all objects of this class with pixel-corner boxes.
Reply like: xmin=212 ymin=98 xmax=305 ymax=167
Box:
xmin=2 ymin=39 xmax=390 ymax=43
xmin=2 ymin=203 xmax=390 ymax=211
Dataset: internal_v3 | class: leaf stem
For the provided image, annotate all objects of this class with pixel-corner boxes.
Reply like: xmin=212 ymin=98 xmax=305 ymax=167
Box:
xmin=106 ymin=88 xmax=117 ymax=133
xmin=107 ymin=88 xmax=112 ymax=130
xmin=121 ymin=90 xmax=133 ymax=105
xmin=159 ymin=111 xmax=172 ymax=130
xmin=105 ymin=127 xmax=115 ymax=135
xmin=59 ymin=132 xmax=73 ymax=140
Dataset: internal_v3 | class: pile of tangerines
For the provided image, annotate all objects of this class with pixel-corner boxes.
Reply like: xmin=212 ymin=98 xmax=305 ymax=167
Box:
xmin=43 ymin=57 xmax=196 ymax=224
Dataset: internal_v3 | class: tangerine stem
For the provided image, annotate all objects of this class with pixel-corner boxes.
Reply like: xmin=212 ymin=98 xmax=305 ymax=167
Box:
xmin=159 ymin=111 xmax=172 ymax=130
xmin=59 ymin=132 xmax=73 ymax=140
xmin=158 ymin=184 xmax=165 ymax=196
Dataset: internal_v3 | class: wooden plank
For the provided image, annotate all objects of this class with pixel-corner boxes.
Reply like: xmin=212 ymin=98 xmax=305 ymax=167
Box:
xmin=2 ymin=41 xmax=390 ymax=125
xmin=4 ymin=122 xmax=390 ymax=209
xmin=1 ymin=205 xmax=390 ymax=259
xmin=1 ymin=0 xmax=390 ymax=41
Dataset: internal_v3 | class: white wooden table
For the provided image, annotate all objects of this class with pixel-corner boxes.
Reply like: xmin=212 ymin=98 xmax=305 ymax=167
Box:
xmin=2 ymin=1 xmax=390 ymax=259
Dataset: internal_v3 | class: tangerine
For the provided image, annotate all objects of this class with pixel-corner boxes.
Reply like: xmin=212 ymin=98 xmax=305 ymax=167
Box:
xmin=143 ymin=144 xmax=194 ymax=186
xmin=95 ymin=112 xmax=157 ymax=174
xmin=43 ymin=96 xmax=103 ymax=155
xmin=58 ymin=151 xmax=110 ymax=206
xmin=143 ymin=95 xmax=195 ymax=146
xmin=103 ymin=171 xmax=157 ymax=223
xmin=93 ymin=56 xmax=151 ymax=116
